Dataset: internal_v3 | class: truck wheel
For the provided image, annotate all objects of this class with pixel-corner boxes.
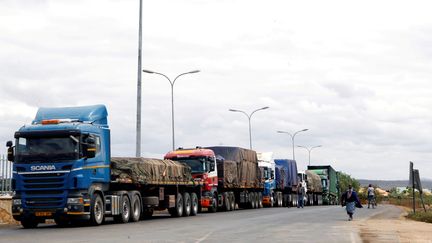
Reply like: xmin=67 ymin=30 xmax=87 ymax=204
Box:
xmin=223 ymin=192 xmax=231 ymax=211
xmin=21 ymin=218 xmax=39 ymax=229
xmin=170 ymin=193 xmax=183 ymax=217
xmin=208 ymin=196 xmax=217 ymax=213
xmin=258 ymin=193 xmax=263 ymax=208
xmin=190 ymin=193 xmax=198 ymax=216
xmin=254 ymin=192 xmax=260 ymax=209
xmin=90 ymin=193 xmax=105 ymax=226
xmin=114 ymin=195 xmax=131 ymax=223
xmin=251 ymin=193 xmax=256 ymax=209
xmin=130 ymin=194 xmax=141 ymax=222
xmin=229 ymin=192 xmax=235 ymax=211
xmin=183 ymin=192 xmax=191 ymax=217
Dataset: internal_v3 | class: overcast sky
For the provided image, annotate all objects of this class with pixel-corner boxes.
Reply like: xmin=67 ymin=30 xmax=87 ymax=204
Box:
xmin=1 ymin=0 xmax=432 ymax=180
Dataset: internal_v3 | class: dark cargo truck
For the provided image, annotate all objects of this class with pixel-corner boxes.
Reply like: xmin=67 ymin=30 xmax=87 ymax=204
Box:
xmin=166 ymin=146 xmax=264 ymax=211
xmin=298 ymin=170 xmax=323 ymax=206
xmin=208 ymin=146 xmax=264 ymax=209
xmin=274 ymin=159 xmax=299 ymax=207
xmin=307 ymin=165 xmax=339 ymax=205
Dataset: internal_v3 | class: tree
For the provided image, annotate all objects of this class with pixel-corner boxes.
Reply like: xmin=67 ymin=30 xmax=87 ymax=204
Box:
xmin=338 ymin=172 xmax=360 ymax=193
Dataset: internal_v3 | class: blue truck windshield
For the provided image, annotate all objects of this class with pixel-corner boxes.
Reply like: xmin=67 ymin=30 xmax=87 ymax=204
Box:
xmin=175 ymin=158 xmax=206 ymax=173
xmin=15 ymin=136 xmax=79 ymax=163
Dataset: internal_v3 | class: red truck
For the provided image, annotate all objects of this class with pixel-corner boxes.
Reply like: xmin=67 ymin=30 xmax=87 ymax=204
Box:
xmin=165 ymin=146 xmax=264 ymax=212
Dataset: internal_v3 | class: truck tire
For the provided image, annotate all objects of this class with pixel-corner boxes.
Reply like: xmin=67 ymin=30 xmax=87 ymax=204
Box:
xmin=223 ymin=192 xmax=231 ymax=211
xmin=90 ymin=193 xmax=104 ymax=226
xmin=208 ymin=196 xmax=217 ymax=213
xmin=229 ymin=192 xmax=235 ymax=211
xmin=190 ymin=193 xmax=198 ymax=216
xmin=130 ymin=193 xmax=141 ymax=222
xmin=258 ymin=193 xmax=263 ymax=208
xmin=270 ymin=193 xmax=274 ymax=207
xmin=278 ymin=193 xmax=283 ymax=207
xmin=183 ymin=192 xmax=191 ymax=217
xmin=251 ymin=193 xmax=256 ymax=209
xmin=169 ymin=193 xmax=183 ymax=217
xmin=114 ymin=195 xmax=131 ymax=223
xmin=21 ymin=218 xmax=39 ymax=229
xmin=254 ymin=192 xmax=259 ymax=208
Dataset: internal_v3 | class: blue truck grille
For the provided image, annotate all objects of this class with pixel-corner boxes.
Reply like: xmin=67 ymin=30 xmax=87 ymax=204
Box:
xmin=20 ymin=173 xmax=68 ymax=209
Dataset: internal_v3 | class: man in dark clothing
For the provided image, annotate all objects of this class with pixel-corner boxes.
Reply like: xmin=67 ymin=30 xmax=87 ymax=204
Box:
xmin=340 ymin=185 xmax=362 ymax=221
xmin=297 ymin=183 xmax=306 ymax=208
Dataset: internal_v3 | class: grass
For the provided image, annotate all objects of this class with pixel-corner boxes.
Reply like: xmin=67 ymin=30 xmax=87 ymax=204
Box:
xmin=407 ymin=210 xmax=432 ymax=224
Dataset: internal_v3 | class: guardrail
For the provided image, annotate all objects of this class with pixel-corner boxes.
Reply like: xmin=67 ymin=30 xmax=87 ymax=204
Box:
xmin=0 ymin=154 xmax=12 ymax=195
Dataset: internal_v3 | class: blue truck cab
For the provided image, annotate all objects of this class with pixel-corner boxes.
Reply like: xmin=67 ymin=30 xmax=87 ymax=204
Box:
xmin=257 ymin=152 xmax=277 ymax=207
xmin=7 ymin=105 xmax=111 ymax=227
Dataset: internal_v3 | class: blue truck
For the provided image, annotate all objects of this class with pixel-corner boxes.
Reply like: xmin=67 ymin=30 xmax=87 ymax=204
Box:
xmin=257 ymin=152 xmax=279 ymax=207
xmin=257 ymin=156 xmax=300 ymax=207
xmin=274 ymin=159 xmax=299 ymax=207
xmin=6 ymin=105 xmax=202 ymax=228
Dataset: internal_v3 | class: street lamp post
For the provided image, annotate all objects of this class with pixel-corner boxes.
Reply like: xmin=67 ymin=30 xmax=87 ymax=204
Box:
xmin=135 ymin=0 xmax=143 ymax=157
xmin=229 ymin=106 xmax=269 ymax=149
xmin=297 ymin=145 xmax=322 ymax=166
xmin=277 ymin=129 xmax=308 ymax=161
xmin=142 ymin=69 xmax=200 ymax=151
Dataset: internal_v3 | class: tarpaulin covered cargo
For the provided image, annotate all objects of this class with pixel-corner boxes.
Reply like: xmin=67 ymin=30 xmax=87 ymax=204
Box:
xmin=207 ymin=146 xmax=262 ymax=189
xmin=305 ymin=170 xmax=322 ymax=193
xmin=111 ymin=157 xmax=193 ymax=185
xmin=274 ymin=159 xmax=299 ymax=190
xmin=308 ymin=165 xmax=339 ymax=202
xmin=216 ymin=156 xmax=239 ymax=188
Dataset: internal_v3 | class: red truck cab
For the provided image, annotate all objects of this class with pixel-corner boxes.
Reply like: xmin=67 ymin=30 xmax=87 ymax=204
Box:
xmin=165 ymin=148 xmax=218 ymax=212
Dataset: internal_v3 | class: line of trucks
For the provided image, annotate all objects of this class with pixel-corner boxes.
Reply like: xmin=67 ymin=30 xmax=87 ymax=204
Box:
xmin=5 ymin=105 xmax=340 ymax=228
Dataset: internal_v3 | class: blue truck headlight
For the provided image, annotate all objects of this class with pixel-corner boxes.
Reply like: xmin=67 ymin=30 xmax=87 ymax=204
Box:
xmin=13 ymin=199 xmax=22 ymax=205
xmin=67 ymin=198 xmax=83 ymax=204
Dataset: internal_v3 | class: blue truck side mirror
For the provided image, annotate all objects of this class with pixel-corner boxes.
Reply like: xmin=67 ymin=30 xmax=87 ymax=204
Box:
xmin=6 ymin=140 xmax=14 ymax=162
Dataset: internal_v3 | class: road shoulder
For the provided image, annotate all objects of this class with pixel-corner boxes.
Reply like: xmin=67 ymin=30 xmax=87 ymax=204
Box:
xmin=356 ymin=205 xmax=432 ymax=242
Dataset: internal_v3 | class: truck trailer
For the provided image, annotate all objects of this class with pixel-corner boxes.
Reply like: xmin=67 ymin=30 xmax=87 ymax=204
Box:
xmin=6 ymin=105 xmax=202 ymax=228
xmin=307 ymin=165 xmax=339 ymax=205
xmin=165 ymin=146 xmax=264 ymax=212
xmin=274 ymin=159 xmax=299 ymax=207
xmin=298 ymin=170 xmax=323 ymax=206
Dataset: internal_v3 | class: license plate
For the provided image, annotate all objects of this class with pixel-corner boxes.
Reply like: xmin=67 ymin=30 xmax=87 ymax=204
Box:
xmin=35 ymin=211 xmax=52 ymax=217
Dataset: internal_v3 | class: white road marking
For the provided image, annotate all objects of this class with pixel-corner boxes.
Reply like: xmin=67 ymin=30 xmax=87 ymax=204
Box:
xmin=195 ymin=231 xmax=213 ymax=243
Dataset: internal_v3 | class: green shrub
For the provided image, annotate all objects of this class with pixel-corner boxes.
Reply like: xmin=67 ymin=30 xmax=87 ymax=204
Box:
xmin=407 ymin=211 xmax=432 ymax=223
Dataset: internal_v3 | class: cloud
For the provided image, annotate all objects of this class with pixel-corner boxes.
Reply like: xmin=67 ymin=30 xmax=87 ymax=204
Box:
xmin=1 ymin=0 xmax=432 ymax=180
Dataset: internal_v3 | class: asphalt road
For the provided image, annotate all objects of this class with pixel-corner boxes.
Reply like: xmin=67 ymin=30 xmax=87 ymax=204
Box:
xmin=0 ymin=204 xmax=403 ymax=243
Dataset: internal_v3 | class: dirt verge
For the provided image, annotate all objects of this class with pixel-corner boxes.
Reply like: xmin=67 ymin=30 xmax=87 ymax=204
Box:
xmin=357 ymin=207 xmax=432 ymax=243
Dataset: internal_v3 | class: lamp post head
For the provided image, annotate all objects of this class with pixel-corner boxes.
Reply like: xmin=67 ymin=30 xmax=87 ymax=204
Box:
xmin=277 ymin=130 xmax=286 ymax=134
xmin=261 ymin=106 xmax=270 ymax=110
xmin=188 ymin=70 xmax=200 ymax=74
xmin=142 ymin=69 xmax=155 ymax=74
xmin=229 ymin=109 xmax=239 ymax=112
xmin=301 ymin=129 xmax=309 ymax=132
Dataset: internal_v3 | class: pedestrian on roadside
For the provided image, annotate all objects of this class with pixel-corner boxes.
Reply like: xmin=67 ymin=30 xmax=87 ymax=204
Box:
xmin=340 ymin=185 xmax=362 ymax=221
xmin=367 ymin=184 xmax=375 ymax=209
xmin=297 ymin=183 xmax=306 ymax=208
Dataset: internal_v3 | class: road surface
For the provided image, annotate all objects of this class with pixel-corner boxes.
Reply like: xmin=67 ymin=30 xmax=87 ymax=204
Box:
xmin=0 ymin=204 xmax=403 ymax=243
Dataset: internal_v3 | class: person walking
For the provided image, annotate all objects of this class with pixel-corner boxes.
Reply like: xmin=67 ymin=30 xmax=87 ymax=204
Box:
xmin=297 ymin=183 xmax=306 ymax=208
xmin=341 ymin=185 xmax=362 ymax=221
xmin=367 ymin=184 xmax=375 ymax=209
